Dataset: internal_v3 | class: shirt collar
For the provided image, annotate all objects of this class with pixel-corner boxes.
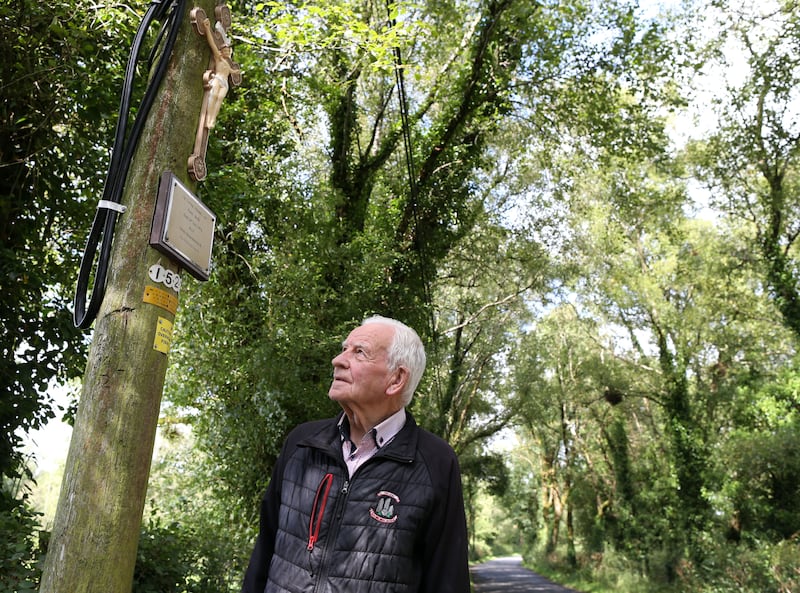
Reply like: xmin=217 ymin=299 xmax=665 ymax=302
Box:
xmin=338 ymin=408 xmax=407 ymax=449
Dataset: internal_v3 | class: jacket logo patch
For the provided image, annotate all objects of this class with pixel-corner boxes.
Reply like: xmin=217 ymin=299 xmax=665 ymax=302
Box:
xmin=370 ymin=490 xmax=400 ymax=524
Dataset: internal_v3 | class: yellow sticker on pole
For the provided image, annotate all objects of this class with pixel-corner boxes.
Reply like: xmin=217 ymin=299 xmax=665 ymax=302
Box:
xmin=153 ymin=317 xmax=174 ymax=354
xmin=143 ymin=285 xmax=179 ymax=315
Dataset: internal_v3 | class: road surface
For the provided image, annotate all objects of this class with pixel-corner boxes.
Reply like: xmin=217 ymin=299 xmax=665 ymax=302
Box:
xmin=470 ymin=556 xmax=581 ymax=593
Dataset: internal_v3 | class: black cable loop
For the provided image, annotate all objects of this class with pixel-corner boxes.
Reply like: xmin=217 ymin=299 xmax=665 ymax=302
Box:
xmin=73 ymin=0 xmax=186 ymax=329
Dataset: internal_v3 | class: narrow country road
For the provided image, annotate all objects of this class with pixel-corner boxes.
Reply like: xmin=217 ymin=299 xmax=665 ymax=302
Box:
xmin=470 ymin=556 xmax=582 ymax=593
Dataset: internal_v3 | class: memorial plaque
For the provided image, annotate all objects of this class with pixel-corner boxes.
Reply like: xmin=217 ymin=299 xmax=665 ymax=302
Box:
xmin=150 ymin=172 xmax=216 ymax=280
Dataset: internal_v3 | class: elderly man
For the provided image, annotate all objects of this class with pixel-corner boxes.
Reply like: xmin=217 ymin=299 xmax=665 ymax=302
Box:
xmin=242 ymin=315 xmax=470 ymax=593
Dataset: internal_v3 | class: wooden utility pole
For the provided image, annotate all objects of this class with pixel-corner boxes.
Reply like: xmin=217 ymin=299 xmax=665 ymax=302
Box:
xmin=39 ymin=1 xmax=228 ymax=590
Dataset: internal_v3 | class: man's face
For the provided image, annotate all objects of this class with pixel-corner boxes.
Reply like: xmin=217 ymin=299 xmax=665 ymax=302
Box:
xmin=328 ymin=323 xmax=395 ymax=409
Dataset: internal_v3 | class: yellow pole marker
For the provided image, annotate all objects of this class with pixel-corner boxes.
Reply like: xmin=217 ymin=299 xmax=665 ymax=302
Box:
xmin=153 ymin=316 xmax=174 ymax=354
xmin=143 ymin=285 xmax=179 ymax=315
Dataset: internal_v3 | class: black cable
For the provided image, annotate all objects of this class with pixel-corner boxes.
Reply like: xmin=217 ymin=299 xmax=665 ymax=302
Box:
xmin=385 ymin=3 xmax=418 ymax=210
xmin=73 ymin=0 xmax=186 ymax=329
xmin=385 ymin=1 xmax=435 ymax=337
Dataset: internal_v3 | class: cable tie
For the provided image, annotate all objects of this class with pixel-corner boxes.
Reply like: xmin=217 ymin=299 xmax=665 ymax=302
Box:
xmin=97 ymin=200 xmax=127 ymax=214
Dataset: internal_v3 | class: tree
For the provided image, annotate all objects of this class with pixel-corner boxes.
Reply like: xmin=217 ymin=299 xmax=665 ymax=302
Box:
xmin=687 ymin=0 xmax=800 ymax=338
xmin=564 ymin=146 xmax=794 ymax=567
xmin=0 ymin=0 xmax=135 ymax=499
xmin=1 ymin=2 xmax=138 ymax=589
xmin=165 ymin=0 xmax=543 ymax=519
xmin=513 ymin=306 xmax=602 ymax=564
xmin=715 ymin=362 xmax=800 ymax=541
xmin=154 ymin=2 xmax=696 ymax=581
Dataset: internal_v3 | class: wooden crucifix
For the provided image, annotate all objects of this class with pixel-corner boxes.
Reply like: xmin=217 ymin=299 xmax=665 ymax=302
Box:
xmin=188 ymin=3 xmax=242 ymax=181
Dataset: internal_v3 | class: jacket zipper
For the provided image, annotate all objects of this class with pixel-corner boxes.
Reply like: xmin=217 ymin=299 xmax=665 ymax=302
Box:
xmin=306 ymin=472 xmax=334 ymax=577
xmin=310 ymin=476 xmax=350 ymax=588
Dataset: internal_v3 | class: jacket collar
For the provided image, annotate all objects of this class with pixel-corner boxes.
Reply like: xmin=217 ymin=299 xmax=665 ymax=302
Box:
xmin=300 ymin=410 xmax=419 ymax=464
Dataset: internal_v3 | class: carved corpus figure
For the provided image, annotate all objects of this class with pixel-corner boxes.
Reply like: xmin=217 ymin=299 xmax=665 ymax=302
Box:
xmin=203 ymin=20 xmax=235 ymax=129
xmin=188 ymin=4 xmax=241 ymax=181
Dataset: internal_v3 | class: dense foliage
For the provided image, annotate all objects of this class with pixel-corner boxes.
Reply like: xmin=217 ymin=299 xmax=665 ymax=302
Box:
xmin=0 ymin=0 xmax=132 ymax=498
xmin=0 ymin=1 xmax=137 ymax=589
xmin=3 ymin=0 xmax=800 ymax=592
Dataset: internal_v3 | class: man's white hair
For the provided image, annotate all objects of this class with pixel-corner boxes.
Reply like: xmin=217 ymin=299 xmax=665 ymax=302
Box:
xmin=362 ymin=315 xmax=426 ymax=406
